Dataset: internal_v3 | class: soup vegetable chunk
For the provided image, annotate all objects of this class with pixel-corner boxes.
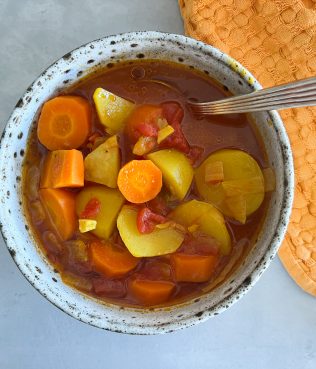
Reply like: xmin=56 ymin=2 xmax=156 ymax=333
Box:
xmin=23 ymin=60 xmax=275 ymax=307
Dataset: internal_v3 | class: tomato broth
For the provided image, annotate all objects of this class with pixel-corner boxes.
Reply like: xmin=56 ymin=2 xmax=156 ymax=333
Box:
xmin=23 ymin=60 xmax=271 ymax=307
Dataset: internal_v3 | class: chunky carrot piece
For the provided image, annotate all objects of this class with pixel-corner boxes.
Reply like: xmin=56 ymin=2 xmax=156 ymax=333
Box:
xmin=171 ymin=253 xmax=219 ymax=282
xmin=40 ymin=149 xmax=84 ymax=189
xmin=39 ymin=188 xmax=76 ymax=241
xmin=37 ymin=96 xmax=91 ymax=150
xmin=129 ymin=279 xmax=175 ymax=306
xmin=117 ymin=160 xmax=162 ymax=203
xmin=89 ymin=241 xmax=138 ymax=278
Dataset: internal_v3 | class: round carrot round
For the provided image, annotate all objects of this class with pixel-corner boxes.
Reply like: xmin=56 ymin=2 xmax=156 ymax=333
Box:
xmin=117 ymin=160 xmax=162 ymax=203
xmin=37 ymin=96 xmax=91 ymax=150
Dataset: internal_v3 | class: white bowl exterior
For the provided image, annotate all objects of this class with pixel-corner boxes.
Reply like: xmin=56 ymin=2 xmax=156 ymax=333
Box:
xmin=0 ymin=32 xmax=294 ymax=334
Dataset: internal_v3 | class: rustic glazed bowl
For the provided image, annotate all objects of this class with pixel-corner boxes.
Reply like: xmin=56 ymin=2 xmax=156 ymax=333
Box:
xmin=0 ymin=31 xmax=294 ymax=334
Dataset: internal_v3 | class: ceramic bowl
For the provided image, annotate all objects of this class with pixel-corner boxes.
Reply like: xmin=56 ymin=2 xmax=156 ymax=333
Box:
xmin=0 ymin=31 xmax=294 ymax=334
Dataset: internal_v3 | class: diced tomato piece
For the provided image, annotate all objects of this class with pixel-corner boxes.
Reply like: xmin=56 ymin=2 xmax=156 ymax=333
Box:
xmin=161 ymin=102 xmax=184 ymax=125
xmin=79 ymin=198 xmax=101 ymax=219
xmin=136 ymin=207 xmax=166 ymax=234
xmin=137 ymin=123 xmax=158 ymax=137
xmin=160 ymin=120 xmax=190 ymax=153
xmin=160 ymin=102 xmax=190 ymax=153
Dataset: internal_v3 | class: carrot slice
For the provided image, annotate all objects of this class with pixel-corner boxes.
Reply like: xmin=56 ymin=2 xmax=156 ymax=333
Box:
xmin=171 ymin=253 xmax=219 ymax=282
xmin=37 ymin=96 xmax=91 ymax=150
xmin=89 ymin=241 xmax=138 ymax=278
xmin=129 ymin=279 xmax=175 ymax=306
xmin=117 ymin=160 xmax=162 ymax=203
xmin=39 ymin=188 xmax=76 ymax=241
xmin=40 ymin=149 xmax=84 ymax=189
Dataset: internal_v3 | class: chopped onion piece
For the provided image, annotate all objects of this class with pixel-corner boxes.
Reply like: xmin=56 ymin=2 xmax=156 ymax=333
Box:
xmin=133 ymin=136 xmax=157 ymax=156
xmin=65 ymin=240 xmax=89 ymax=262
xmin=263 ymin=168 xmax=276 ymax=192
xmin=31 ymin=200 xmax=46 ymax=224
xmin=79 ymin=219 xmax=97 ymax=233
xmin=157 ymin=124 xmax=175 ymax=144
xmin=205 ymin=161 xmax=224 ymax=184
xmin=62 ymin=271 xmax=92 ymax=292
xmin=157 ymin=118 xmax=169 ymax=129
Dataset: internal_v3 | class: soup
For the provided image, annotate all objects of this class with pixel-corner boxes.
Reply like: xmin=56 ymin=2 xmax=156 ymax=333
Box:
xmin=22 ymin=60 xmax=273 ymax=307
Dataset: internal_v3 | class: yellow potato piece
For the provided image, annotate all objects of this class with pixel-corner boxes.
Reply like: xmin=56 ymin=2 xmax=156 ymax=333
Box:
xmin=169 ymin=199 xmax=231 ymax=255
xmin=84 ymin=135 xmax=120 ymax=188
xmin=93 ymin=88 xmax=135 ymax=133
xmin=195 ymin=149 xmax=265 ymax=221
xmin=76 ymin=185 xmax=125 ymax=239
xmin=117 ymin=205 xmax=185 ymax=257
xmin=147 ymin=149 xmax=193 ymax=200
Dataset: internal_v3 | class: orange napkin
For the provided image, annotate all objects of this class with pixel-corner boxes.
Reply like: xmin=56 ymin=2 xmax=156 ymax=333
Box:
xmin=179 ymin=0 xmax=316 ymax=296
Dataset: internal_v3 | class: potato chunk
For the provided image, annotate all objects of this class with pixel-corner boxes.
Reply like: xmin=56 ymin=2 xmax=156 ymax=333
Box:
xmin=195 ymin=149 xmax=264 ymax=222
xmin=117 ymin=205 xmax=184 ymax=257
xmin=93 ymin=88 xmax=135 ymax=133
xmin=169 ymin=200 xmax=231 ymax=255
xmin=147 ymin=149 xmax=193 ymax=200
xmin=84 ymin=135 xmax=120 ymax=188
xmin=76 ymin=185 xmax=125 ymax=239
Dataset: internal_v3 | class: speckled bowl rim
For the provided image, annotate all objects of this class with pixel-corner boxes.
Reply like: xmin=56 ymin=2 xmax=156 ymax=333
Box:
xmin=0 ymin=31 xmax=294 ymax=334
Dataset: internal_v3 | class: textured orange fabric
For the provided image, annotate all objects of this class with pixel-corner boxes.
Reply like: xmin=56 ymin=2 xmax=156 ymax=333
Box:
xmin=179 ymin=0 xmax=316 ymax=296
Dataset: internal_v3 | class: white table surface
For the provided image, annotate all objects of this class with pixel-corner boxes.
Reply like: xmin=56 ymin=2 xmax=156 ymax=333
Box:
xmin=0 ymin=1 xmax=315 ymax=368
